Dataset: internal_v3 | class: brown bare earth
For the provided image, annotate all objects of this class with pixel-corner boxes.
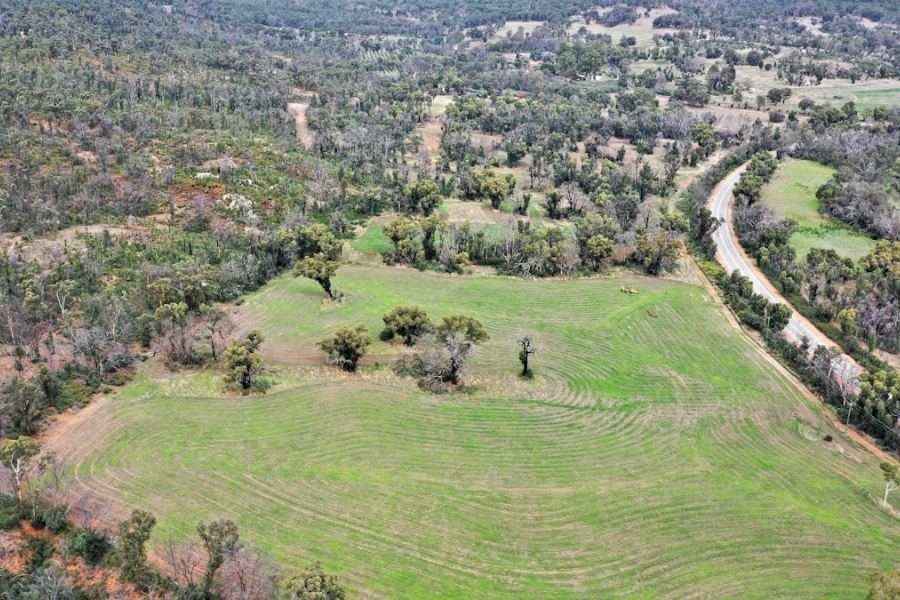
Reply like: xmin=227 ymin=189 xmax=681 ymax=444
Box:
xmin=419 ymin=119 xmax=442 ymax=157
xmin=416 ymin=95 xmax=453 ymax=159
xmin=287 ymin=102 xmax=313 ymax=149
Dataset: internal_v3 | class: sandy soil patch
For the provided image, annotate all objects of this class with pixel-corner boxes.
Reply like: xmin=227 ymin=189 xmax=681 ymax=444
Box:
xmin=444 ymin=199 xmax=504 ymax=225
xmin=202 ymin=157 xmax=244 ymax=170
xmin=418 ymin=120 xmax=443 ymax=157
xmin=287 ymin=102 xmax=313 ymax=150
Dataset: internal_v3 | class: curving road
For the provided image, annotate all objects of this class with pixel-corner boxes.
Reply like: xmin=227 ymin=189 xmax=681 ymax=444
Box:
xmin=709 ymin=165 xmax=862 ymax=387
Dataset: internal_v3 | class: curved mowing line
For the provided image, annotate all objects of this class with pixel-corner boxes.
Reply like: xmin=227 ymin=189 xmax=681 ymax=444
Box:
xmin=50 ymin=268 xmax=900 ymax=599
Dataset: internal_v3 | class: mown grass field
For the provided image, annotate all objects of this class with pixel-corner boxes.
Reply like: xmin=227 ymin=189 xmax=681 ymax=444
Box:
xmin=761 ymin=160 xmax=877 ymax=261
xmin=50 ymin=266 xmax=900 ymax=598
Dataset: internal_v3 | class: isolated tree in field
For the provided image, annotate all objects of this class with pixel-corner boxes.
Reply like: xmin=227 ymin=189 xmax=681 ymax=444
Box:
xmin=881 ymin=462 xmax=900 ymax=508
xmin=283 ymin=561 xmax=345 ymax=600
xmin=198 ymin=518 xmax=242 ymax=595
xmin=118 ymin=509 xmax=156 ymax=587
xmin=433 ymin=315 xmax=489 ymax=385
xmin=319 ymin=325 xmax=372 ymax=372
xmin=0 ymin=436 xmax=41 ymax=519
xmin=383 ymin=306 xmax=433 ymax=346
xmin=517 ymin=335 xmax=537 ymax=377
xmin=294 ymin=254 xmax=340 ymax=300
xmin=223 ymin=330 xmax=265 ymax=391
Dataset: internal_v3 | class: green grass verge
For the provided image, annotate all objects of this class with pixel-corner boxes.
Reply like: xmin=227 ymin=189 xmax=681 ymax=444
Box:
xmin=61 ymin=266 xmax=900 ymax=599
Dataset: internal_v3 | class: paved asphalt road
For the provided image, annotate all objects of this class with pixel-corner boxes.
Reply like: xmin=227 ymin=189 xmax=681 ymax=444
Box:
xmin=709 ymin=166 xmax=862 ymax=387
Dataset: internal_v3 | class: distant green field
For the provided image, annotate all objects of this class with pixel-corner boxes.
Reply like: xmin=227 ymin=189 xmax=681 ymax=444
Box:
xmin=762 ymin=160 xmax=877 ymax=261
xmin=56 ymin=267 xmax=900 ymax=598
xmin=804 ymin=85 xmax=900 ymax=111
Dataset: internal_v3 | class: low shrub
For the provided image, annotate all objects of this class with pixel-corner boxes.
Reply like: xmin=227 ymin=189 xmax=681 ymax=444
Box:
xmin=64 ymin=528 xmax=111 ymax=567
xmin=0 ymin=496 xmax=20 ymax=531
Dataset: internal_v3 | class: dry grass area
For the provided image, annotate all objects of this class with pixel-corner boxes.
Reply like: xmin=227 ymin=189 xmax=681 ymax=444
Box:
xmin=494 ymin=20 xmax=545 ymax=38
xmin=46 ymin=265 xmax=900 ymax=599
xmin=793 ymin=16 xmax=829 ymax=37
xmin=429 ymin=94 xmax=453 ymax=116
xmin=730 ymin=61 xmax=900 ymax=112
xmin=494 ymin=7 xmax=679 ymax=46
xmin=567 ymin=7 xmax=679 ymax=47
xmin=442 ymin=199 xmax=505 ymax=225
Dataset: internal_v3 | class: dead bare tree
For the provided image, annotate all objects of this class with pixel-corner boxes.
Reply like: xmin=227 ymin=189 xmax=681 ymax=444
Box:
xmin=68 ymin=495 xmax=114 ymax=535
xmin=161 ymin=531 xmax=205 ymax=591
xmin=218 ymin=544 xmax=281 ymax=600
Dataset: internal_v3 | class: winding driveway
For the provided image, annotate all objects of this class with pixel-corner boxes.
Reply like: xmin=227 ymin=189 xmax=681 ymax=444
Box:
xmin=709 ymin=165 xmax=862 ymax=387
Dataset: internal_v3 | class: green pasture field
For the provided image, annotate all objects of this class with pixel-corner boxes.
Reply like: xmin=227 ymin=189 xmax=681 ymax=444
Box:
xmin=791 ymin=226 xmax=878 ymax=263
xmin=761 ymin=160 xmax=876 ymax=261
xmin=56 ymin=266 xmax=900 ymax=598
xmin=350 ymin=223 xmax=393 ymax=255
xmin=761 ymin=160 xmax=835 ymax=227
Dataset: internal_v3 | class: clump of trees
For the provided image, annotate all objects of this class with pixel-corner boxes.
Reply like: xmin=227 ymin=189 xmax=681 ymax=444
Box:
xmin=718 ymin=270 xmax=793 ymax=336
xmin=293 ymin=225 xmax=345 ymax=301
xmin=732 ymin=152 xmax=779 ymax=206
xmin=382 ymin=306 xmax=434 ymax=346
xmin=399 ymin=314 xmax=490 ymax=390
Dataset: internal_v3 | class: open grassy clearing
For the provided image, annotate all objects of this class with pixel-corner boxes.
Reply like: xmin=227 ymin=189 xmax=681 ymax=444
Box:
xmin=790 ymin=226 xmax=878 ymax=263
xmin=761 ymin=160 xmax=835 ymax=227
xmin=49 ymin=265 xmax=900 ymax=598
xmin=791 ymin=80 xmax=900 ymax=111
xmin=761 ymin=159 xmax=876 ymax=261
xmin=566 ymin=8 xmax=679 ymax=47
xmin=730 ymin=61 xmax=900 ymax=112
xmin=415 ymin=95 xmax=453 ymax=159
xmin=494 ymin=8 xmax=678 ymax=46
xmin=493 ymin=20 xmax=544 ymax=38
